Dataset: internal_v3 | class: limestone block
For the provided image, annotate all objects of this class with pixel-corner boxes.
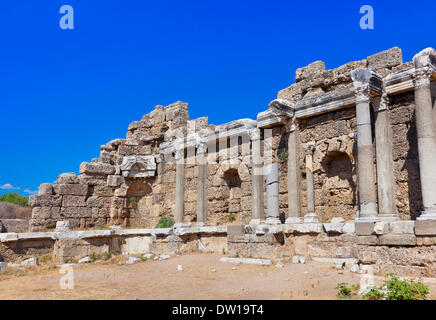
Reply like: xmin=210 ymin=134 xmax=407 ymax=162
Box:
xmin=118 ymin=144 xmax=151 ymax=156
xmin=0 ymin=262 xmax=7 ymax=271
xmin=107 ymin=175 xmax=124 ymax=187
xmin=367 ymin=47 xmax=402 ymax=70
xmin=389 ymin=221 xmax=414 ymax=234
xmin=323 ymin=218 xmax=345 ymax=234
xmin=38 ymin=183 xmax=54 ymax=195
xmin=122 ymin=236 xmax=153 ymax=255
xmin=21 ymin=257 xmax=38 ymax=267
xmin=227 ymin=225 xmax=245 ymax=235
xmin=86 ymin=196 xmax=111 ymax=208
xmin=57 ymin=184 xmax=88 ymax=196
xmin=79 ymin=162 xmax=115 ymax=175
xmin=292 ymin=223 xmax=323 ymax=234
xmin=379 ymin=234 xmax=416 ymax=246
xmin=29 ymin=195 xmax=62 ymax=208
xmin=32 ymin=207 xmax=54 ymax=219
xmin=414 ymin=220 xmax=436 ymax=236
xmin=355 ymin=222 xmax=374 ymax=236
xmin=374 ymin=222 xmax=390 ymax=235
xmin=61 ymin=207 xmax=92 ymax=218
xmin=341 ymin=222 xmax=355 ymax=234
xmin=219 ymin=257 xmax=272 ymax=266
xmin=357 ymin=235 xmax=379 ymax=245
xmin=57 ymin=172 xmax=79 ymax=184
xmin=62 ymin=195 xmax=87 ymax=207
xmin=56 ymin=220 xmax=70 ymax=232
xmin=295 ymin=60 xmax=326 ymax=82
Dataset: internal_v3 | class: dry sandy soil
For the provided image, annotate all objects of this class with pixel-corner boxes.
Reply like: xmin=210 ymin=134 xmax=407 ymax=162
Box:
xmin=1 ymin=253 xmax=436 ymax=300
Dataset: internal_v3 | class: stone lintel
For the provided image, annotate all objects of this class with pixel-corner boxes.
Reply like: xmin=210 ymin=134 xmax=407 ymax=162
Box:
xmin=268 ymin=99 xmax=295 ymax=119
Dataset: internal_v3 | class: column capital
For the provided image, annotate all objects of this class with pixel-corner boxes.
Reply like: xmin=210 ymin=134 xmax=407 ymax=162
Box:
xmin=352 ymin=69 xmax=383 ymax=103
xmin=413 ymin=67 xmax=433 ymax=89
xmin=285 ymin=117 xmax=299 ymax=133
xmin=249 ymin=128 xmax=261 ymax=141
xmin=413 ymin=47 xmax=436 ymax=69
xmin=303 ymin=142 xmax=315 ymax=155
xmin=372 ymin=92 xmax=390 ymax=112
xmin=174 ymin=148 xmax=184 ymax=161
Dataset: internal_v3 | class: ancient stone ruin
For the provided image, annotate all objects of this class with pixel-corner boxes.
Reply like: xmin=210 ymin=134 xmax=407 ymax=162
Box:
xmin=2 ymin=46 xmax=436 ymax=277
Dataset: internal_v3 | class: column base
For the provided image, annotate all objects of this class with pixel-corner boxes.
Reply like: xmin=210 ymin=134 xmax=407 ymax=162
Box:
xmin=417 ymin=211 xmax=436 ymax=220
xmin=378 ymin=214 xmax=400 ymax=222
xmin=285 ymin=217 xmax=302 ymax=224
xmin=249 ymin=219 xmax=264 ymax=225
xmin=355 ymin=215 xmax=380 ymax=223
xmin=265 ymin=217 xmax=281 ymax=225
xmin=304 ymin=213 xmax=320 ymax=223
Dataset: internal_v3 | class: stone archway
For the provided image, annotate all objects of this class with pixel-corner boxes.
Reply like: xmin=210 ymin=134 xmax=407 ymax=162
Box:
xmin=126 ymin=181 xmax=153 ymax=227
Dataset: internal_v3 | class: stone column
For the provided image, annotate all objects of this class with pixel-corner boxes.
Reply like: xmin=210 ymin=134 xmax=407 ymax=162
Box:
xmin=174 ymin=148 xmax=185 ymax=225
xmin=352 ymin=69 xmax=379 ymax=221
xmin=374 ymin=95 xmax=398 ymax=221
xmin=265 ymin=163 xmax=280 ymax=224
xmin=413 ymin=48 xmax=436 ymax=220
xmin=285 ymin=120 xmax=302 ymax=223
xmin=303 ymin=142 xmax=319 ymax=223
xmin=196 ymin=142 xmax=207 ymax=226
xmin=250 ymin=129 xmax=265 ymax=224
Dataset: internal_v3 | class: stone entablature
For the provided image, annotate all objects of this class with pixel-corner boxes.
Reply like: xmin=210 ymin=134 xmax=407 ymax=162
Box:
xmin=25 ymin=46 xmax=436 ymax=235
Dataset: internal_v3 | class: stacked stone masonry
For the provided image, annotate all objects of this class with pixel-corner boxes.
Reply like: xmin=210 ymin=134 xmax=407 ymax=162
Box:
xmin=26 ymin=46 xmax=436 ymax=235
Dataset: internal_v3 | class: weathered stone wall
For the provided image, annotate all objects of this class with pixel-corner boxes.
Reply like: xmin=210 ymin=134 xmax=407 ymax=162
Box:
xmin=28 ymin=47 xmax=436 ymax=229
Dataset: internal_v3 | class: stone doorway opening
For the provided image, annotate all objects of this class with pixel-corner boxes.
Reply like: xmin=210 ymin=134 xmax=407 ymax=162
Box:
xmin=320 ymin=151 xmax=357 ymax=221
xmin=126 ymin=181 xmax=153 ymax=227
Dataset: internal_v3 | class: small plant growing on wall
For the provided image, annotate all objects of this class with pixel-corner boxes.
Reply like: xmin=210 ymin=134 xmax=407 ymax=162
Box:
xmin=278 ymin=148 xmax=288 ymax=162
xmin=227 ymin=213 xmax=236 ymax=222
xmin=129 ymin=197 xmax=137 ymax=204
xmin=155 ymin=215 xmax=175 ymax=228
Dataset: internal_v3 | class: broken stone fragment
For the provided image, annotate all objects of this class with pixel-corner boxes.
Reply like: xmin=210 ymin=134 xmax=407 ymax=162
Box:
xmin=79 ymin=162 xmax=115 ymax=175
xmin=295 ymin=60 xmax=326 ymax=82
xmin=57 ymin=172 xmax=79 ymax=185
xmin=107 ymin=175 xmax=124 ymax=187
xmin=38 ymin=183 xmax=54 ymax=195
xmin=367 ymin=47 xmax=402 ymax=71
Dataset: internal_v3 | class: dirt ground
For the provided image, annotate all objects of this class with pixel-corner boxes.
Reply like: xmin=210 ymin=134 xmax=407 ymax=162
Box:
xmin=1 ymin=253 xmax=436 ymax=300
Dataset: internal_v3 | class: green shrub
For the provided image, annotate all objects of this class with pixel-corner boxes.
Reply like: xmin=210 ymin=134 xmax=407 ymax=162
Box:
xmin=227 ymin=214 xmax=236 ymax=222
xmin=89 ymin=252 xmax=98 ymax=262
xmin=363 ymin=274 xmax=430 ymax=300
xmin=278 ymin=149 xmax=288 ymax=162
xmin=0 ymin=192 xmax=29 ymax=207
xmin=129 ymin=197 xmax=137 ymax=204
xmin=335 ymin=282 xmax=358 ymax=299
xmin=155 ymin=215 xmax=175 ymax=228
xmin=102 ymin=250 xmax=117 ymax=261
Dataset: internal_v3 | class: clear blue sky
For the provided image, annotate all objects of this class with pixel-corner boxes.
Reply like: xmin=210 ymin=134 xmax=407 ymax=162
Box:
xmin=0 ymin=0 xmax=435 ymax=195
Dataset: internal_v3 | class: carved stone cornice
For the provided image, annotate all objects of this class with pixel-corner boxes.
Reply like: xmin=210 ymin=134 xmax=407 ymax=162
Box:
xmin=268 ymin=99 xmax=295 ymax=119
xmin=352 ymin=69 xmax=383 ymax=103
